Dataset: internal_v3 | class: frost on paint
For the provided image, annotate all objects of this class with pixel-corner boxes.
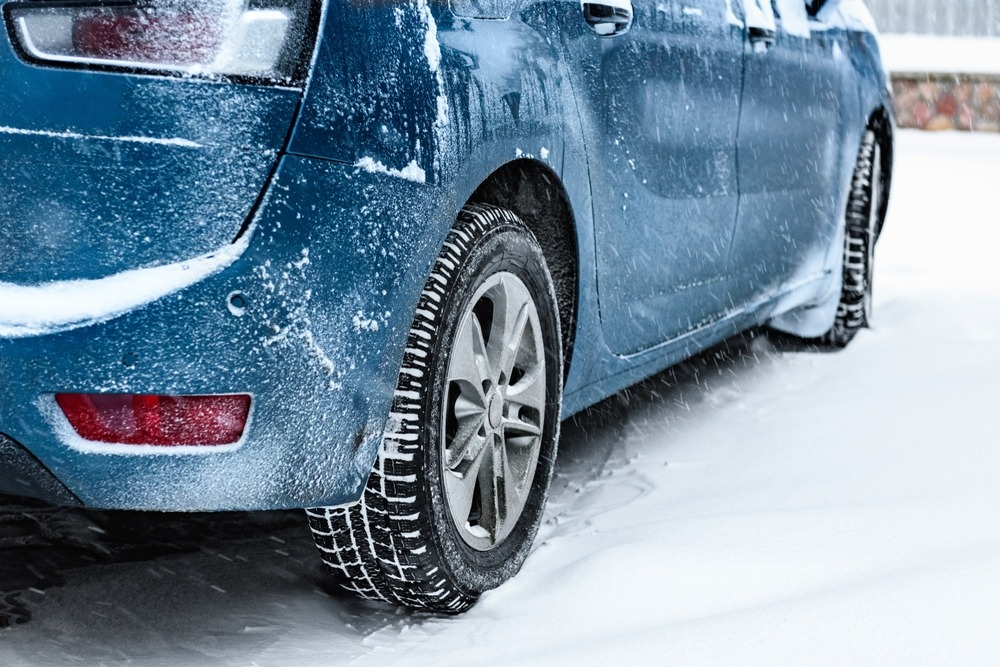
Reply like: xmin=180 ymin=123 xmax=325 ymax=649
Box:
xmin=0 ymin=126 xmax=202 ymax=148
xmin=254 ymin=250 xmax=343 ymax=391
xmin=0 ymin=64 xmax=285 ymax=286
xmin=352 ymin=310 xmax=391 ymax=333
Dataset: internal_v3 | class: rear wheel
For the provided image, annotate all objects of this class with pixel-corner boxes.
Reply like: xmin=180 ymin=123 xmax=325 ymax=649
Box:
xmin=307 ymin=204 xmax=562 ymax=613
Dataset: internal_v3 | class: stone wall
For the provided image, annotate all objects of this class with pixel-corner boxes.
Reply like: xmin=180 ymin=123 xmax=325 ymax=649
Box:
xmin=892 ymin=74 xmax=1000 ymax=132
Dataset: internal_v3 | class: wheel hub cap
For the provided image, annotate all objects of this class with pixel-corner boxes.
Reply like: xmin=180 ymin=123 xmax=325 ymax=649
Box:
xmin=440 ymin=272 xmax=546 ymax=551
xmin=487 ymin=392 xmax=503 ymax=430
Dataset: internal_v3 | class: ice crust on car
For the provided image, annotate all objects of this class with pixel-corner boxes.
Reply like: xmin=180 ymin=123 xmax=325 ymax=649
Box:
xmin=0 ymin=230 xmax=253 ymax=337
xmin=724 ymin=0 xmax=743 ymax=27
xmin=742 ymin=0 xmax=776 ymax=32
xmin=418 ymin=0 xmax=450 ymax=142
xmin=0 ymin=125 xmax=202 ymax=148
xmin=773 ymin=0 xmax=810 ymax=38
xmin=354 ymin=156 xmax=427 ymax=184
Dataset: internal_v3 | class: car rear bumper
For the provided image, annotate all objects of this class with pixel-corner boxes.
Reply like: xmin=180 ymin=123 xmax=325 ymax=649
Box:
xmin=0 ymin=154 xmax=448 ymax=511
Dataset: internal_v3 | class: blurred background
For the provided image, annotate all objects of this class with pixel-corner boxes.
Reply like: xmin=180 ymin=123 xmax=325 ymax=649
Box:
xmin=868 ymin=0 xmax=1000 ymax=131
xmin=868 ymin=0 xmax=1000 ymax=37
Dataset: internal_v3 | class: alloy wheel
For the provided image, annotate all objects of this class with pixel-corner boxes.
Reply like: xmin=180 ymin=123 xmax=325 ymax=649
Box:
xmin=441 ymin=272 xmax=546 ymax=551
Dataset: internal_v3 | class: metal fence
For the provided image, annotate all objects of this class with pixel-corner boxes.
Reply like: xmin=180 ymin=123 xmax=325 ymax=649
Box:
xmin=866 ymin=0 xmax=1000 ymax=37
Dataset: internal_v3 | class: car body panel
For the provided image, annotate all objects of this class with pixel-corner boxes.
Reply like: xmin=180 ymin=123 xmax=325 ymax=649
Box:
xmin=730 ymin=6 xmax=855 ymax=300
xmin=0 ymin=22 xmax=301 ymax=284
xmin=0 ymin=154 xmax=455 ymax=510
xmin=581 ymin=0 xmax=746 ymax=355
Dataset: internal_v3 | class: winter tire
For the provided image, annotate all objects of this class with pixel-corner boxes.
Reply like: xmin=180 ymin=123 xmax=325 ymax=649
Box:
xmin=823 ymin=129 xmax=883 ymax=347
xmin=307 ymin=204 xmax=563 ymax=613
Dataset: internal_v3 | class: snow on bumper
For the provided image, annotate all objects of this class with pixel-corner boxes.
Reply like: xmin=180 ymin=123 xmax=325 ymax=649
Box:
xmin=0 ymin=232 xmax=251 ymax=338
xmin=0 ymin=155 xmax=447 ymax=511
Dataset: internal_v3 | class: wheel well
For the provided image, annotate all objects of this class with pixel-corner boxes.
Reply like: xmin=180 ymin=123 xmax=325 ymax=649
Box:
xmin=465 ymin=159 xmax=579 ymax=375
xmin=868 ymin=107 xmax=894 ymax=237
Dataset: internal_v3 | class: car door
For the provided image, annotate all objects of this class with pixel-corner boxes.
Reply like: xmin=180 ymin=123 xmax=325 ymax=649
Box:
xmin=567 ymin=0 xmax=745 ymax=355
xmin=728 ymin=0 xmax=855 ymax=304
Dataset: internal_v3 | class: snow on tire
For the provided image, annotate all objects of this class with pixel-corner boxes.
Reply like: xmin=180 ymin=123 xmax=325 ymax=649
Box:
xmin=822 ymin=129 xmax=884 ymax=348
xmin=307 ymin=204 xmax=563 ymax=613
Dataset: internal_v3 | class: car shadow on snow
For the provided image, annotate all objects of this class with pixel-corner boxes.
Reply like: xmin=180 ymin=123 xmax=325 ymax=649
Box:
xmin=0 ymin=498 xmax=310 ymax=628
xmin=0 ymin=330 xmax=781 ymax=644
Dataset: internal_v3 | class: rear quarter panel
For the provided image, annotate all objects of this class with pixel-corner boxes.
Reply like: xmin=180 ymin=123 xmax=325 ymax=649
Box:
xmin=288 ymin=0 xmax=598 ymax=399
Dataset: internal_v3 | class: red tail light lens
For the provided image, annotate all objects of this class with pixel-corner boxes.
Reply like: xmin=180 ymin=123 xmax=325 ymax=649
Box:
xmin=72 ymin=12 xmax=223 ymax=66
xmin=55 ymin=393 xmax=251 ymax=446
xmin=6 ymin=0 xmax=319 ymax=83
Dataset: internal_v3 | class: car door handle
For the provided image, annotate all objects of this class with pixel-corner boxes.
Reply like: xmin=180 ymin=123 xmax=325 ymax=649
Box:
xmin=748 ymin=26 xmax=777 ymax=51
xmin=582 ymin=0 xmax=633 ymax=37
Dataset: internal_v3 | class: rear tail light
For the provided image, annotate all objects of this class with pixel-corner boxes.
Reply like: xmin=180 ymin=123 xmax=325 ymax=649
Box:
xmin=5 ymin=0 xmax=320 ymax=83
xmin=55 ymin=393 xmax=251 ymax=446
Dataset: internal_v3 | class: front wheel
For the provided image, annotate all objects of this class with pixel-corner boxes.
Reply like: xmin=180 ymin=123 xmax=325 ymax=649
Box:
xmin=824 ymin=129 xmax=883 ymax=347
xmin=307 ymin=204 xmax=563 ymax=613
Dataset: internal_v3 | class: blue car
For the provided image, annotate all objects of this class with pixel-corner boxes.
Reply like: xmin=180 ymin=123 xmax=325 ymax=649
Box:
xmin=0 ymin=0 xmax=892 ymax=611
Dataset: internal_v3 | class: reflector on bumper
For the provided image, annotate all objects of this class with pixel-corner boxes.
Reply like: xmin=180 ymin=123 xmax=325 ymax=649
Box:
xmin=55 ymin=393 xmax=251 ymax=446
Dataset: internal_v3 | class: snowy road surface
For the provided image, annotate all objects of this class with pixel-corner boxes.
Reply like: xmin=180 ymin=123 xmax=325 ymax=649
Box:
xmin=3 ymin=130 xmax=1000 ymax=665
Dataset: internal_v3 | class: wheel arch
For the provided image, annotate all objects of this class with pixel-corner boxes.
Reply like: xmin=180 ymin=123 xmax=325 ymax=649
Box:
xmin=463 ymin=158 xmax=579 ymax=378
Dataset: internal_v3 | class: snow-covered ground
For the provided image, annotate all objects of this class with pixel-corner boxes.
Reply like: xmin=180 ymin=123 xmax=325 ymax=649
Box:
xmin=3 ymin=130 xmax=1000 ymax=665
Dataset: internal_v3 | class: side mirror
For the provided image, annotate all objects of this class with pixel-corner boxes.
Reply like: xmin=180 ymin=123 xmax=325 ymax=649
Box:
xmin=582 ymin=0 xmax=634 ymax=37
